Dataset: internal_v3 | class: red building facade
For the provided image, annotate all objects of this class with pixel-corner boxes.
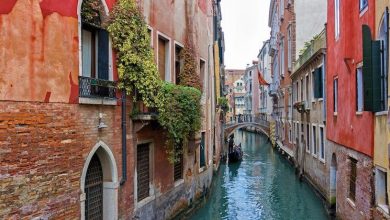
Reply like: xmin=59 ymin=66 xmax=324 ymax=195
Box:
xmin=0 ymin=0 xmax=220 ymax=219
xmin=327 ymin=0 xmax=375 ymax=218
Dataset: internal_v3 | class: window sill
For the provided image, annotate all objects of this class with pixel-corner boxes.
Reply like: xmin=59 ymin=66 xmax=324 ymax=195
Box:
xmin=375 ymin=111 xmax=388 ymax=116
xmin=199 ymin=166 xmax=206 ymax=173
xmin=346 ymin=198 xmax=356 ymax=209
xmin=319 ymin=157 xmax=326 ymax=164
xmin=312 ymin=153 xmax=318 ymax=158
xmin=356 ymin=111 xmax=363 ymax=116
xmin=333 ymin=112 xmax=338 ymax=117
xmin=79 ymin=97 xmax=117 ymax=106
xmin=359 ymin=6 xmax=368 ymax=17
xmin=136 ymin=194 xmax=156 ymax=209
xmin=377 ymin=204 xmax=390 ymax=217
xmin=174 ymin=179 xmax=184 ymax=188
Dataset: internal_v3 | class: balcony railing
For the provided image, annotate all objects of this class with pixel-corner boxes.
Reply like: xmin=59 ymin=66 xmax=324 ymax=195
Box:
xmin=79 ymin=76 xmax=116 ymax=99
xmin=132 ymin=101 xmax=158 ymax=120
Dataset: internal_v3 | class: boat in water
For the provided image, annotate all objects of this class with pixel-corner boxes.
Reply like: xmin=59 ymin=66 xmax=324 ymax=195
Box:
xmin=228 ymin=143 xmax=243 ymax=163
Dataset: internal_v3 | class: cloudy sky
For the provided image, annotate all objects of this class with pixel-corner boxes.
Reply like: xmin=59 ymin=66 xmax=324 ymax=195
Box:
xmin=221 ymin=0 xmax=271 ymax=69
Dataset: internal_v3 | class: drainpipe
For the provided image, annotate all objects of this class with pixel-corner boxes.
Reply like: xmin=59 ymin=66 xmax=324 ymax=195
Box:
xmin=120 ymin=91 xmax=127 ymax=185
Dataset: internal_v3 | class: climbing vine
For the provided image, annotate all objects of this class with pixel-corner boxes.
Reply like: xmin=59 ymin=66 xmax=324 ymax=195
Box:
xmin=218 ymin=97 xmax=229 ymax=113
xmin=178 ymin=41 xmax=202 ymax=91
xmin=81 ymin=0 xmax=106 ymax=26
xmin=108 ymin=0 xmax=202 ymax=163
xmin=156 ymin=82 xmax=202 ymax=163
xmin=107 ymin=0 xmax=161 ymax=107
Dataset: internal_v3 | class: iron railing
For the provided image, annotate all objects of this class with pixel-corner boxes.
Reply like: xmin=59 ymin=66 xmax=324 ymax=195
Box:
xmin=79 ymin=76 xmax=116 ymax=99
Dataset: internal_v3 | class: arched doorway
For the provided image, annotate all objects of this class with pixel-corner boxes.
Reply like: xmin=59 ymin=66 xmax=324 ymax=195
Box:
xmin=80 ymin=141 xmax=118 ymax=220
xmin=330 ymin=153 xmax=337 ymax=212
xmin=85 ymin=154 xmax=104 ymax=219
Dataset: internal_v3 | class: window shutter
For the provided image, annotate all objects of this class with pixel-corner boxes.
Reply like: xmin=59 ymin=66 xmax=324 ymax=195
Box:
xmin=98 ymin=29 xmax=109 ymax=80
xmin=372 ymin=40 xmax=382 ymax=112
xmin=314 ymin=67 xmax=323 ymax=98
xmin=362 ymin=25 xmax=374 ymax=111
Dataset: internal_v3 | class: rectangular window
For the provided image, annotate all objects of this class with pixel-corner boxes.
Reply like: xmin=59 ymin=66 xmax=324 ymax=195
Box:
xmin=335 ymin=0 xmax=340 ymax=38
xmin=359 ymin=0 xmax=368 ymax=11
xmin=306 ymin=75 xmax=310 ymax=103
xmin=288 ymin=25 xmax=292 ymax=70
xmin=296 ymin=82 xmax=299 ymax=102
xmin=200 ymin=59 xmax=206 ymax=88
xmin=349 ymin=157 xmax=358 ymax=201
xmin=82 ymin=26 xmax=110 ymax=80
xmin=375 ymin=168 xmax=389 ymax=211
xmin=173 ymin=147 xmax=183 ymax=182
xmin=280 ymin=0 xmax=284 ymax=18
xmin=289 ymin=127 xmax=292 ymax=143
xmin=200 ymin=132 xmax=206 ymax=168
xmin=137 ymin=143 xmax=150 ymax=201
xmin=356 ymin=67 xmax=364 ymax=112
xmin=158 ymin=35 xmax=170 ymax=81
xmin=280 ymin=39 xmax=285 ymax=77
xmin=175 ymin=44 xmax=183 ymax=84
xmin=301 ymin=78 xmax=304 ymax=102
xmin=334 ymin=78 xmax=338 ymax=113
xmin=312 ymin=125 xmax=317 ymax=155
xmin=313 ymin=67 xmax=324 ymax=99
xmin=306 ymin=124 xmax=310 ymax=152
xmin=319 ymin=126 xmax=325 ymax=160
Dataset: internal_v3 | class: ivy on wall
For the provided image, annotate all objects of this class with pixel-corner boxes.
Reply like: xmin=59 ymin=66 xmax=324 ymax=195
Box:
xmin=108 ymin=0 xmax=202 ymax=163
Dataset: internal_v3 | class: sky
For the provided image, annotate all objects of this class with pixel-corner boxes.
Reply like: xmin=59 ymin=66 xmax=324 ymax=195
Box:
xmin=221 ymin=0 xmax=271 ymax=70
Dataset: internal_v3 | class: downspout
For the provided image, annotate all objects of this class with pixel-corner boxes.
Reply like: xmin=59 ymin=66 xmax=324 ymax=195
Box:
xmin=120 ymin=91 xmax=127 ymax=185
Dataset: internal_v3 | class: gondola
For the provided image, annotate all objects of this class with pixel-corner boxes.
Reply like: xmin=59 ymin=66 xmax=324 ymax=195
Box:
xmin=228 ymin=143 xmax=243 ymax=163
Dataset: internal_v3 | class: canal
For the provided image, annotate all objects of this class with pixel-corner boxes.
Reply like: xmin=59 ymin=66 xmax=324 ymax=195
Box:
xmin=189 ymin=130 xmax=329 ymax=220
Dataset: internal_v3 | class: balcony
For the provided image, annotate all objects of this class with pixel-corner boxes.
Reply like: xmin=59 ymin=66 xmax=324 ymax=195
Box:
xmin=131 ymin=101 xmax=158 ymax=121
xmin=293 ymin=28 xmax=326 ymax=74
xmin=79 ymin=76 xmax=117 ymax=105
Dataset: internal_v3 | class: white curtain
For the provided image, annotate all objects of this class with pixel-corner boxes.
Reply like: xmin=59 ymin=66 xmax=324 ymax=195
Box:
xmin=82 ymin=29 xmax=92 ymax=77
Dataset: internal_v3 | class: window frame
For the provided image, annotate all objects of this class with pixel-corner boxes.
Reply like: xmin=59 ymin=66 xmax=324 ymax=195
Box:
xmin=356 ymin=66 xmax=364 ymax=113
xmin=359 ymin=0 xmax=368 ymax=12
xmin=335 ymin=0 xmax=340 ymax=39
xmin=375 ymin=166 xmax=389 ymax=213
xmin=157 ymin=31 xmax=172 ymax=82
xmin=334 ymin=77 xmax=339 ymax=114
xmin=135 ymin=141 xmax=155 ymax=208
xmin=349 ymin=157 xmax=358 ymax=202
xmin=319 ymin=125 xmax=325 ymax=162
xmin=306 ymin=123 xmax=310 ymax=153
xmin=174 ymin=42 xmax=184 ymax=85
xmin=311 ymin=124 xmax=317 ymax=157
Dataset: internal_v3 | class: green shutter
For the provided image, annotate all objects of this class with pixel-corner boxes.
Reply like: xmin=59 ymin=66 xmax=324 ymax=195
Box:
xmin=314 ymin=67 xmax=323 ymax=98
xmin=362 ymin=25 xmax=374 ymax=111
xmin=371 ymin=40 xmax=382 ymax=112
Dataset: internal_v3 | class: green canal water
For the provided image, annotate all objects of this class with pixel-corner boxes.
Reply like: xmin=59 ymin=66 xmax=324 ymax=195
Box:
xmin=189 ymin=130 xmax=329 ymax=220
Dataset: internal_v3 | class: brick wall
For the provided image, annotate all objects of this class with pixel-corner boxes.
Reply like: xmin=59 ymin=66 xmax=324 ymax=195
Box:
xmin=0 ymin=101 xmax=134 ymax=219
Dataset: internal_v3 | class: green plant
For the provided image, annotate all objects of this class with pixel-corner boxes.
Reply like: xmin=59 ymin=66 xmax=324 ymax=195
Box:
xmin=178 ymin=42 xmax=202 ymax=91
xmin=156 ymin=82 xmax=202 ymax=163
xmin=108 ymin=0 xmax=202 ymax=163
xmin=81 ymin=0 xmax=105 ymax=26
xmin=218 ymin=97 xmax=229 ymax=112
xmin=107 ymin=0 xmax=161 ymax=107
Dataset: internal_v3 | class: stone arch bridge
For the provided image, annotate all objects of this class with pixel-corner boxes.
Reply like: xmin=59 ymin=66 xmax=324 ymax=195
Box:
xmin=224 ymin=117 xmax=270 ymax=139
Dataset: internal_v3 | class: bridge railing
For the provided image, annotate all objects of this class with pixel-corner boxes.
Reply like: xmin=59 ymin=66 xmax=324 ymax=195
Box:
xmin=225 ymin=115 xmax=270 ymax=129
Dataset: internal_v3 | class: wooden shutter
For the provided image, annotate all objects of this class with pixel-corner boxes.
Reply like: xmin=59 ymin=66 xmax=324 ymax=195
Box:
xmin=314 ymin=68 xmax=323 ymax=98
xmin=362 ymin=25 xmax=374 ymax=111
xmin=158 ymin=38 xmax=166 ymax=80
xmin=362 ymin=25 xmax=382 ymax=112
xmin=372 ymin=41 xmax=382 ymax=112
xmin=98 ymin=29 xmax=109 ymax=80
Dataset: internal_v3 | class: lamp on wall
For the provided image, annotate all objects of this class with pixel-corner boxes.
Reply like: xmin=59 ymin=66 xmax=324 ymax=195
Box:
xmin=97 ymin=113 xmax=108 ymax=129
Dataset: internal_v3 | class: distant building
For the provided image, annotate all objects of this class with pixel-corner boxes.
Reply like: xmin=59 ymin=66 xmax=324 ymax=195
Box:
xmin=225 ymin=69 xmax=245 ymax=122
xmin=257 ymin=40 xmax=272 ymax=121
xmin=243 ymin=62 xmax=260 ymax=121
